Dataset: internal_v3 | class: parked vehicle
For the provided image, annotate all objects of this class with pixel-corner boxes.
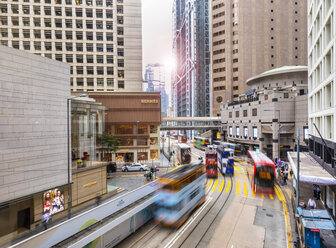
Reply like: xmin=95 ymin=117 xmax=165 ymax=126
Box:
xmin=122 ymin=163 xmax=148 ymax=172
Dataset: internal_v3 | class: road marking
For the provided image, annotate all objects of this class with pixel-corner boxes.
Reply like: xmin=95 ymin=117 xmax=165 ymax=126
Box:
xmin=269 ymin=194 xmax=274 ymax=200
xmin=275 ymin=185 xmax=291 ymax=248
xmin=212 ymin=179 xmax=219 ymax=191
xmin=260 ymin=193 xmax=265 ymax=199
xmin=274 ymin=187 xmax=283 ymax=201
xmin=236 ymin=181 xmax=239 ymax=195
xmin=244 ymin=183 xmax=248 ymax=196
xmin=252 ymin=190 xmax=256 ymax=197
xmin=164 ymin=197 xmax=212 ymax=248
xmin=219 ymin=180 xmax=224 ymax=192
xmin=206 ymin=179 xmax=213 ymax=191
xmin=226 ymin=180 xmax=231 ymax=193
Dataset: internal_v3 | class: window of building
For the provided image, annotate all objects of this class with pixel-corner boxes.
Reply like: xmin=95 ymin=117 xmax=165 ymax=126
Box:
xmin=34 ymin=6 xmax=40 ymax=15
xmin=65 ymin=19 xmax=72 ymax=28
xmin=235 ymin=111 xmax=239 ymax=117
xmin=76 ymin=66 xmax=83 ymax=74
xmin=55 ymin=31 xmax=62 ymax=39
xmin=96 ymin=9 xmax=103 ymax=18
xmin=45 ymin=30 xmax=52 ymax=39
xmin=229 ymin=126 xmax=232 ymax=136
xmin=106 ymin=10 xmax=113 ymax=18
xmin=96 ymin=21 xmax=103 ymax=29
xmin=76 ymin=31 xmax=83 ymax=40
xmin=86 ymin=55 xmax=93 ymax=63
xmin=97 ymin=67 xmax=104 ymax=75
xmin=11 ymin=5 xmax=19 ymax=14
xmin=106 ymin=21 xmax=113 ymax=30
xmin=23 ymin=41 xmax=30 ymax=50
xmin=86 ymin=9 xmax=93 ymax=17
xmin=253 ymin=127 xmax=258 ymax=138
xmin=86 ymin=43 xmax=93 ymax=52
xmin=12 ymin=29 xmax=19 ymax=38
xmin=107 ymin=45 xmax=114 ymax=53
xmin=229 ymin=112 xmax=232 ymax=118
xmin=118 ymin=81 xmax=124 ymax=88
xmin=77 ymin=78 xmax=84 ymax=86
xmin=45 ymin=42 xmax=52 ymax=51
xmin=117 ymin=5 xmax=123 ymax=14
xmin=243 ymin=110 xmax=247 ymax=117
xmin=97 ymin=44 xmax=103 ymax=52
xmin=23 ymin=18 xmax=30 ymax=26
xmin=55 ymin=42 xmax=62 ymax=51
xmin=118 ymin=59 xmax=124 ymax=67
xmin=55 ymin=7 xmax=62 ymax=16
xmin=86 ymin=20 xmax=93 ymax=29
xmin=97 ymin=55 xmax=104 ymax=63
xmin=76 ymin=43 xmax=83 ymax=51
xmin=244 ymin=127 xmax=248 ymax=137
xmin=12 ymin=41 xmax=19 ymax=49
xmin=87 ymin=66 xmax=94 ymax=74
xmin=65 ymin=8 xmax=72 ymax=16
xmin=34 ymin=42 xmax=41 ymax=50
xmin=23 ymin=5 xmax=30 ymax=14
xmin=87 ymin=78 xmax=94 ymax=86
xmin=264 ymin=95 xmax=268 ymax=100
xmin=252 ymin=108 xmax=257 ymax=116
xmin=233 ymin=58 xmax=238 ymax=63
xmin=96 ymin=32 xmax=103 ymax=40
xmin=1 ymin=4 xmax=7 ymax=13
xmin=233 ymin=77 xmax=238 ymax=81
xmin=55 ymin=19 xmax=62 ymax=28
xmin=86 ymin=32 xmax=93 ymax=40
xmin=55 ymin=54 xmax=63 ymax=62
xmin=66 ymin=54 xmax=73 ymax=63
xmin=23 ymin=29 xmax=30 ymax=38
xmin=118 ymin=70 xmax=124 ymax=78
xmin=76 ymin=20 xmax=83 ymax=28
xmin=117 ymin=27 xmax=124 ymax=35
xmin=66 ymin=31 xmax=72 ymax=39
xmin=107 ymin=78 xmax=114 ymax=86
xmin=107 ymin=55 xmax=113 ymax=63
xmin=106 ymin=33 xmax=113 ymax=41
xmin=233 ymin=86 xmax=239 ymax=90
xmin=96 ymin=78 xmax=103 ymax=86
xmin=284 ymin=93 xmax=289 ymax=98
xmin=66 ymin=42 xmax=73 ymax=51
xmin=106 ymin=0 xmax=112 ymax=6
xmin=75 ymin=54 xmax=83 ymax=63
xmin=76 ymin=8 xmax=82 ymax=17
xmin=12 ymin=17 xmax=19 ymax=26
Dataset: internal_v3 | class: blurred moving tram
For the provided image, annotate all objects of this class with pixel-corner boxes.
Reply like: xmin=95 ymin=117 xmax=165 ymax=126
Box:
xmin=205 ymin=146 xmax=218 ymax=178
xmin=246 ymin=151 xmax=276 ymax=193
xmin=154 ymin=163 xmax=206 ymax=228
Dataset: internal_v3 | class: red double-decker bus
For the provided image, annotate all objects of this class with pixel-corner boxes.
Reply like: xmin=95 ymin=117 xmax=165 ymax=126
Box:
xmin=246 ymin=151 xmax=276 ymax=193
xmin=205 ymin=146 xmax=218 ymax=178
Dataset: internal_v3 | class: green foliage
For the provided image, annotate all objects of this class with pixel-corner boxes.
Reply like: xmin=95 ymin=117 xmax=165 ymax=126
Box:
xmin=98 ymin=132 xmax=119 ymax=154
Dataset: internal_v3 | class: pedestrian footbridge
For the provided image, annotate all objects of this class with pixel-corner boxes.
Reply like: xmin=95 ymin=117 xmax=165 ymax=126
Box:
xmin=161 ymin=116 xmax=222 ymax=131
xmin=11 ymin=182 xmax=162 ymax=248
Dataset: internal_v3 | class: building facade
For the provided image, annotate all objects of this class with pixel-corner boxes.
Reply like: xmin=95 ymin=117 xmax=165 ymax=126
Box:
xmin=221 ymin=66 xmax=308 ymax=160
xmin=172 ymin=0 xmax=210 ymax=118
xmin=211 ymin=0 xmax=308 ymax=116
xmin=307 ymin=0 xmax=336 ymax=217
xmin=0 ymin=0 xmax=142 ymax=92
xmin=0 ymin=45 xmax=70 ymax=242
xmin=143 ymin=64 xmax=169 ymax=117
xmin=86 ymin=92 xmax=162 ymax=165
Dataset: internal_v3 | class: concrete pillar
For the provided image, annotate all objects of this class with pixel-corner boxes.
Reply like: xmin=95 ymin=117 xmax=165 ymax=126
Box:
xmin=272 ymin=122 xmax=280 ymax=160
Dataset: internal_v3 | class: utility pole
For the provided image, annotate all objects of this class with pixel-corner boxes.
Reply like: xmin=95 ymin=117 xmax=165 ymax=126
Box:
xmin=296 ymin=128 xmax=300 ymax=209
xmin=136 ymin=121 xmax=139 ymax=163
xmin=168 ymin=132 xmax=171 ymax=162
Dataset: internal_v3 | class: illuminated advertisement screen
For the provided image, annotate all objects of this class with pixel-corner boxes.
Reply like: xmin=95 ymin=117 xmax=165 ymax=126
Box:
xmin=229 ymin=126 xmax=232 ymax=136
xmin=253 ymin=127 xmax=258 ymax=138
xmin=244 ymin=127 xmax=248 ymax=137
xmin=43 ymin=188 xmax=65 ymax=215
xmin=303 ymin=127 xmax=309 ymax=140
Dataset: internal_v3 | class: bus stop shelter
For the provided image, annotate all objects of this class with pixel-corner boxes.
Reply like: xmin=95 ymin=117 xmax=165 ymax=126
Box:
xmin=297 ymin=208 xmax=336 ymax=248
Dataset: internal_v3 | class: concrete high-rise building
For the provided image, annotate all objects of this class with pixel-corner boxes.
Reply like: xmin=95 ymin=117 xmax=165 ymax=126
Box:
xmin=172 ymin=0 xmax=210 ymax=118
xmin=306 ymin=0 xmax=336 ymax=217
xmin=0 ymin=0 xmax=142 ymax=92
xmin=211 ymin=0 xmax=308 ymax=116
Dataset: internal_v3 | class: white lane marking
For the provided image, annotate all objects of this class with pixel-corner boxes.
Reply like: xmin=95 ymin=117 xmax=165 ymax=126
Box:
xmin=164 ymin=196 xmax=213 ymax=248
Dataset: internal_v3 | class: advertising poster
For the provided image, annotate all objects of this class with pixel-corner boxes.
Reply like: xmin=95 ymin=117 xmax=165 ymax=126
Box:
xmin=43 ymin=188 xmax=65 ymax=215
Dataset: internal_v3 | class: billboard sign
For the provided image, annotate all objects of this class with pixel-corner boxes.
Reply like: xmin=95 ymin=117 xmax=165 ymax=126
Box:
xmin=43 ymin=188 xmax=65 ymax=215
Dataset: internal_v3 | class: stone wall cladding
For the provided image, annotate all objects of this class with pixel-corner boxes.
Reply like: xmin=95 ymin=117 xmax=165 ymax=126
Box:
xmin=0 ymin=45 xmax=70 ymax=203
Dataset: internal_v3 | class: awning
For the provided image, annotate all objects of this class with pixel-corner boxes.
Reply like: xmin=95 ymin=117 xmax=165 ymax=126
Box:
xmin=287 ymin=152 xmax=336 ymax=185
xmin=245 ymin=88 xmax=255 ymax=96
xmin=297 ymin=207 xmax=336 ymax=230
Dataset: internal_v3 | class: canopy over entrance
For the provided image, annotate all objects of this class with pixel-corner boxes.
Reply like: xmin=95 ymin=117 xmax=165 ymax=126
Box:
xmin=287 ymin=152 xmax=336 ymax=185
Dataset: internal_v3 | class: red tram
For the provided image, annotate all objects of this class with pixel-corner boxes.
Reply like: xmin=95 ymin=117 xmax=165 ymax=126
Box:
xmin=246 ymin=151 xmax=276 ymax=193
xmin=205 ymin=146 xmax=218 ymax=178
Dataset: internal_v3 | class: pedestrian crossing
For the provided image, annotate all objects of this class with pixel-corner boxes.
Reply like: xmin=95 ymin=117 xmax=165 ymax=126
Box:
xmin=205 ymin=178 xmax=279 ymax=200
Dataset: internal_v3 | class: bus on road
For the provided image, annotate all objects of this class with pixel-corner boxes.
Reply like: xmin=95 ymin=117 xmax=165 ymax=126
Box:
xmin=174 ymin=143 xmax=191 ymax=164
xmin=193 ymin=137 xmax=210 ymax=151
xmin=205 ymin=146 xmax=218 ymax=178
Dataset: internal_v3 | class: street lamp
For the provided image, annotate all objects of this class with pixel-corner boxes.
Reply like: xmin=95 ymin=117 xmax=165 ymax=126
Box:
xmin=136 ymin=121 xmax=139 ymax=163
xmin=67 ymin=94 xmax=87 ymax=219
xmin=264 ymin=109 xmax=280 ymax=161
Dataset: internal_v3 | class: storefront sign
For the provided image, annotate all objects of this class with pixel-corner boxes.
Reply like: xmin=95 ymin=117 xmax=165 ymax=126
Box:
xmin=141 ymin=99 xmax=158 ymax=104
xmin=83 ymin=181 xmax=97 ymax=187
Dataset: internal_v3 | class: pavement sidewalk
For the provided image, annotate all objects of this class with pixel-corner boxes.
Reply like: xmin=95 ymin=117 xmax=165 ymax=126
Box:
xmin=278 ymin=172 xmax=336 ymax=247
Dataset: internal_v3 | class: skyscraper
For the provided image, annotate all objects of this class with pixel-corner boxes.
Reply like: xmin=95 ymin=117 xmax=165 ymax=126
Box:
xmin=0 ymin=0 xmax=142 ymax=92
xmin=172 ymin=0 xmax=210 ymax=118
xmin=143 ymin=63 xmax=169 ymax=117
xmin=211 ymin=0 xmax=307 ymax=116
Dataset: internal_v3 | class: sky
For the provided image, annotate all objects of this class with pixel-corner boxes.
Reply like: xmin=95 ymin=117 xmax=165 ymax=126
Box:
xmin=142 ymin=0 xmax=174 ymax=94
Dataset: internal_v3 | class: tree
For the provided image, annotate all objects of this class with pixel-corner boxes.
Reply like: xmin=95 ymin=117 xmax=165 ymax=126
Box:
xmin=98 ymin=132 xmax=119 ymax=161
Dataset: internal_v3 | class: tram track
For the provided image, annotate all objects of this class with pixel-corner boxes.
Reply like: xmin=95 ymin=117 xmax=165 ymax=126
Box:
xmin=175 ymin=171 xmax=234 ymax=248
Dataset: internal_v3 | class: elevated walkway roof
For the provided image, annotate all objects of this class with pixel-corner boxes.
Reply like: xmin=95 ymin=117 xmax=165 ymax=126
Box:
xmin=287 ymin=152 xmax=336 ymax=185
